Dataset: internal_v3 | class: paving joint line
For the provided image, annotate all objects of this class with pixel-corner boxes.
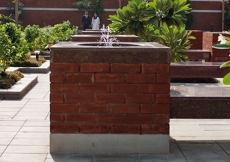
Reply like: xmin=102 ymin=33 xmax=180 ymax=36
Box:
xmin=0 ymin=120 xmax=27 ymax=157
xmin=174 ymin=139 xmax=189 ymax=162
xmin=216 ymin=140 xmax=230 ymax=158
xmin=11 ymin=99 xmax=30 ymax=119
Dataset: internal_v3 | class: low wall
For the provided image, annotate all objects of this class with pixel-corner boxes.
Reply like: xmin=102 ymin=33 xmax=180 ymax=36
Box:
xmin=171 ymin=97 xmax=230 ymax=118
xmin=170 ymin=62 xmax=230 ymax=78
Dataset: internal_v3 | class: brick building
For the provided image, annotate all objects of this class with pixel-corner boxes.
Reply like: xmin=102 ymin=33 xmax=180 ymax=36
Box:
xmin=0 ymin=0 xmax=226 ymax=31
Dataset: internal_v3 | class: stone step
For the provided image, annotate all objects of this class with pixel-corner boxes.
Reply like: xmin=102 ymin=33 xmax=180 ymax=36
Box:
xmin=170 ymin=80 xmax=230 ymax=119
xmin=170 ymin=61 xmax=230 ymax=78
xmin=185 ymin=49 xmax=211 ymax=62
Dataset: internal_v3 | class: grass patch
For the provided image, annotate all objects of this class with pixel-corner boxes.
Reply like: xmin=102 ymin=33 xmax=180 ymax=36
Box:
xmin=11 ymin=57 xmax=46 ymax=67
xmin=0 ymin=71 xmax=24 ymax=89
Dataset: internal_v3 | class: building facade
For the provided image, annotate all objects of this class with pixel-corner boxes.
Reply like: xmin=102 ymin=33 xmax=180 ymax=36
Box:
xmin=0 ymin=0 xmax=226 ymax=31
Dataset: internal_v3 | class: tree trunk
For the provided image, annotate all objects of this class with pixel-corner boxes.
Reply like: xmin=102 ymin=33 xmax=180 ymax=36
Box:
xmin=15 ymin=0 xmax=18 ymax=24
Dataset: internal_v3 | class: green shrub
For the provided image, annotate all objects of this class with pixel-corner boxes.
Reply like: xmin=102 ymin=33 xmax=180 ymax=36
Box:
xmin=1 ymin=21 xmax=77 ymax=73
xmin=53 ymin=21 xmax=78 ymax=42
xmin=24 ymin=25 xmax=40 ymax=51
xmin=32 ymin=21 xmax=78 ymax=51
xmin=145 ymin=0 xmax=191 ymax=27
xmin=0 ymin=14 xmax=15 ymax=24
xmin=220 ymin=61 xmax=230 ymax=85
xmin=93 ymin=0 xmax=104 ymax=18
xmin=7 ymin=0 xmax=24 ymax=24
xmin=157 ymin=24 xmax=194 ymax=62
xmin=108 ymin=0 xmax=193 ymax=62
xmin=0 ymin=25 xmax=14 ymax=72
xmin=0 ymin=78 xmax=13 ymax=89
xmin=3 ymin=22 xmax=30 ymax=61
xmin=0 ymin=70 xmax=24 ymax=89
xmin=73 ymin=0 xmax=94 ymax=11
xmin=11 ymin=57 xmax=46 ymax=67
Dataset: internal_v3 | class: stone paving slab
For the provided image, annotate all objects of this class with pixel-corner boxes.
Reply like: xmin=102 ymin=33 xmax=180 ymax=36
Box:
xmin=0 ymin=153 xmax=47 ymax=162
xmin=177 ymin=143 xmax=230 ymax=162
xmin=217 ymin=142 xmax=230 ymax=155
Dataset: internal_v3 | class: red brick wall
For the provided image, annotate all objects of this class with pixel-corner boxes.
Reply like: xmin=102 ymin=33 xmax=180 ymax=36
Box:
xmin=50 ymin=48 xmax=170 ymax=135
xmin=0 ymin=0 xmax=226 ymax=30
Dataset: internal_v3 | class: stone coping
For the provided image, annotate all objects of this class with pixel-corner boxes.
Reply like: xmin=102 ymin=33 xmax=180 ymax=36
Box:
xmin=0 ymin=74 xmax=38 ymax=99
xmin=171 ymin=61 xmax=225 ymax=66
xmin=6 ymin=60 xmax=50 ymax=73
xmin=51 ymin=42 xmax=168 ymax=49
xmin=170 ymin=78 xmax=230 ymax=97
xmin=50 ymin=42 xmax=170 ymax=64
xmin=72 ymin=34 xmax=139 ymax=38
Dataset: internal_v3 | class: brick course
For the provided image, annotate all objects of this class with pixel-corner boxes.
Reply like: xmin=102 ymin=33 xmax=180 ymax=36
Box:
xmin=50 ymin=62 xmax=170 ymax=134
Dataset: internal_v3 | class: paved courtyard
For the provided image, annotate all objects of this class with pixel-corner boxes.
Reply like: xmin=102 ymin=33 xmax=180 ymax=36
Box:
xmin=0 ymin=73 xmax=230 ymax=161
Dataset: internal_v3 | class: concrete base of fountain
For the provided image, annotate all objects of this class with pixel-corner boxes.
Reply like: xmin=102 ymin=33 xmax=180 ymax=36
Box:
xmin=50 ymin=134 xmax=169 ymax=154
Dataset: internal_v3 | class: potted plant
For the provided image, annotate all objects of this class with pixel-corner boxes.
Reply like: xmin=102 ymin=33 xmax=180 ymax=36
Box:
xmin=213 ymin=34 xmax=230 ymax=85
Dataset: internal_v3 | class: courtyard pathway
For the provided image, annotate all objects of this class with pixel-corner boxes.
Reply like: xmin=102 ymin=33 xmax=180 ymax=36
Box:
xmin=0 ymin=73 xmax=229 ymax=161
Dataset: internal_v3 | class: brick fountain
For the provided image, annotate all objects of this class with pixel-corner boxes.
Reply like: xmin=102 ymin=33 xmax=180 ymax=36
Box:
xmin=50 ymin=41 xmax=170 ymax=154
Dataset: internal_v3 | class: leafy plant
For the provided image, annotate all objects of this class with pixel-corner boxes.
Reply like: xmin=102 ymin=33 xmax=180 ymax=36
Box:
xmin=73 ymin=0 xmax=94 ymax=11
xmin=0 ymin=14 xmax=15 ymax=24
xmin=11 ymin=57 xmax=46 ymax=67
xmin=32 ymin=21 xmax=78 ymax=51
xmin=0 ymin=23 xmax=29 ymax=72
xmin=0 ymin=70 xmax=24 ymax=89
xmin=109 ymin=0 xmax=147 ymax=37
xmin=33 ymin=26 xmax=56 ymax=51
xmin=220 ymin=61 xmax=230 ymax=85
xmin=158 ymin=24 xmax=195 ymax=62
xmin=7 ymin=0 xmax=24 ymax=24
xmin=109 ymin=0 xmax=193 ymax=62
xmin=53 ymin=21 xmax=78 ymax=41
xmin=3 ymin=22 xmax=30 ymax=62
xmin=93 ymin=0 xmax=104 ymax=18
xmin=184 ymin=0 xmax=194 ymax=29
xmin=73 ymin=0 xmax=104 ymax=18
xmin=24 ymin=25 xmax=40 ymax=51
xmin=145 ymin=0 xmax=192 ymax=27
xmin=0 ymin=26 xmax=14 ymax=72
